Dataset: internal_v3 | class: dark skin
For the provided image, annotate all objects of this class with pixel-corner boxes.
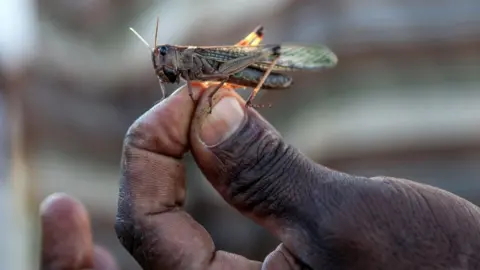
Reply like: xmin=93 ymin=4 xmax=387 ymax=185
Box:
xmin=40 ymin=84 xmax=480 ymax=269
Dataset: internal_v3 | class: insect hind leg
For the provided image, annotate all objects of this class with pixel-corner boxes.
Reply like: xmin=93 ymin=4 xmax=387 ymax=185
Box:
xmin=245 ymin=45 xmax=281 ymax=108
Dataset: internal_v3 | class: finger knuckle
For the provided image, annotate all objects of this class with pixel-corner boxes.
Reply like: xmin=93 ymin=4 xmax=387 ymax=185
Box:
xmin=114 ymin=216 xmax=136 ymax=253
xmin=124 ymin=118 xmax=154 ymax=149
xmin=115 ymin=214 xmax=167 ymax=269
xmin=114 ymin=209 xmax=149 ymax=262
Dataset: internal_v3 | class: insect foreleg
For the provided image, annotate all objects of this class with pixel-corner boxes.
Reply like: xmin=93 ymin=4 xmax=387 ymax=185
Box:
xmin=186 ymin=79 xmax=194 ymax=102
xmin=207 ymin=78 xmax=229 ymax=113
xmin=158 ymin=79 xmax=166 ymax=100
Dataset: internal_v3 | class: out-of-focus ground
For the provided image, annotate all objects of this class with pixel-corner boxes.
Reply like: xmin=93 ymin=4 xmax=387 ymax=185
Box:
xmin=1 ymin=0 xmax=480 ymax=269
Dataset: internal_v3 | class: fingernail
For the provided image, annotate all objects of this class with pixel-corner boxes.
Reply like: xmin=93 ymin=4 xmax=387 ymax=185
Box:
xmin=200 ymin=97 xmax=245 ymax=146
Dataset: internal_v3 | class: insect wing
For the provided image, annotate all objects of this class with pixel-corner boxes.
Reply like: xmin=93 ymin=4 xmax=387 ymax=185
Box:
xmin=260 ymin=44 xmax=338 ymax=71
xmin=195 ymin=44 xmax=337 ymax=71
xmin=194 ymin=46 xmax=263 ymax=62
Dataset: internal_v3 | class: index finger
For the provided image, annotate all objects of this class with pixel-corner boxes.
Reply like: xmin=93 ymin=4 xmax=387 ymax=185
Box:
xmin=116 ymin=85 xmax=207 ymax=268
xmin=115 ymin=84 xmax=261 ymax=269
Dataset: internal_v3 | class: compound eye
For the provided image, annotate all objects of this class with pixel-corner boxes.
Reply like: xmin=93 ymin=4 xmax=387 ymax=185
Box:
xmin=159 ymin=46 xmax=167 ymax=56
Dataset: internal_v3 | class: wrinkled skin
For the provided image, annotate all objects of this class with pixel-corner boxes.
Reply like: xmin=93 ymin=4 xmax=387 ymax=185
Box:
xmin=39 ymin=84 xmax=480 ymax=270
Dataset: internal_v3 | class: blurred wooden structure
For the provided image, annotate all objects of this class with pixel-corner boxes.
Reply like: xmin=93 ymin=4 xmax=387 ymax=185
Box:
xmin=0 ymin=0 xmax=39 ymax=268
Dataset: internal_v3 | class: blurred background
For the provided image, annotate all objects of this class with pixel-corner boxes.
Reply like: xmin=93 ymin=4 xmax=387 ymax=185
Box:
xmin=1 ymin=0 xmax=480 ymax=269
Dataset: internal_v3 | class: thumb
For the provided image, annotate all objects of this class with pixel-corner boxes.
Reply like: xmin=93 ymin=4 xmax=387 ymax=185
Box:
xmin=189 ymin=87 xmax=342 ymax=242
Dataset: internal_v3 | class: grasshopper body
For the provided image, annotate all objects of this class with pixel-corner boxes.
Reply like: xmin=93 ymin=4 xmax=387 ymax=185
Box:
xmin=130 ymin=22 xmax=338 ymax=108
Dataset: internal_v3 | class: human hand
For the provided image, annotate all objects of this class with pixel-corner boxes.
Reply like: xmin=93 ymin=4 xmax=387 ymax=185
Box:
xmin=40 ymin=193 xmax=118 ymax=270
xmin=115 ymin=84 xmax=480 ymax=269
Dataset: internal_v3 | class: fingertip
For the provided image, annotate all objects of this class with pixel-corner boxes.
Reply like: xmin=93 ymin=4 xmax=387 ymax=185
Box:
xmin=40 ymin=192 xmax=87 ymax=217
xmin=189 ymin=85 xmax=311 ymax=237
xmin=190 ymin=86 xmax=247 ymax=145
xmin=199 ymin=96 xmax=246 ymax=146
xmin=167 ymin=83 xmax=203 ymax=101
xmin=124 ymin=84 xmax=206 ymax=156
xmin=40 ymin=193 xmax=94 ymax=269
xmin=189 ymin=85 xmax=252 ymax=194
xmin=40 ymin=192 xmax=90 ymax=232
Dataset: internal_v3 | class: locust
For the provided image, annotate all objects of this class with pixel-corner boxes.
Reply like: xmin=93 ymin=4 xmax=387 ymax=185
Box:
xmin=129 ymin=18 xmax=338 ymax=110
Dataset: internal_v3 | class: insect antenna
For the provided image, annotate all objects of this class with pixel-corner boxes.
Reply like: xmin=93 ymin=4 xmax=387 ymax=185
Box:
xmin=129 ymin=22 xmax=167 ymax=100
xmin=129 ymin=27 xmax=153 ymax=52
xmin=154 ymin=16 xmax=159 ymax=48
xmin=158 ymin=79 xmax=166 ymax=99
xmin=152 ymin=17 xmax=167 ymax=99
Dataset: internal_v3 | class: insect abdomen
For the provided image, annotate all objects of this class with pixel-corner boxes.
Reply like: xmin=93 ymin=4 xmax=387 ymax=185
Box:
xmin=229 ymin=67 xmax=292 ymax=89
